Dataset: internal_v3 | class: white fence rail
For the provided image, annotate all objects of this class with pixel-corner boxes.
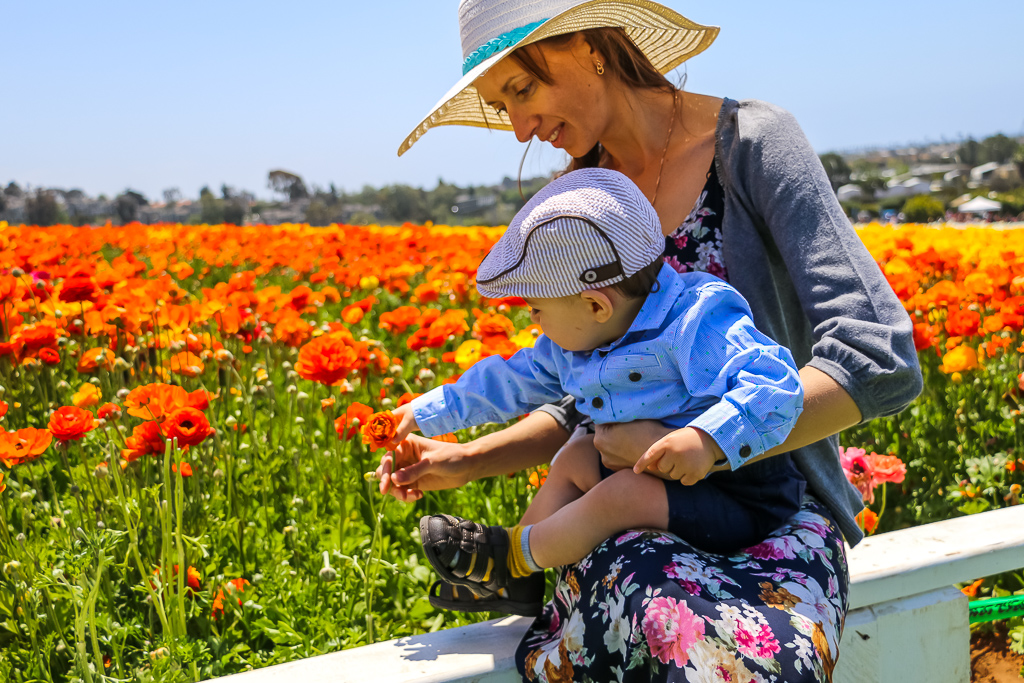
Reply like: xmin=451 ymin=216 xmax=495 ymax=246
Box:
xmin=211 ymin=505 xmax=1024 ymax=683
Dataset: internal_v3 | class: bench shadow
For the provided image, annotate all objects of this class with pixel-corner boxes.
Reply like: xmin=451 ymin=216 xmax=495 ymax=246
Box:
xmin=391 ymin=618 xmax=531 ymax=662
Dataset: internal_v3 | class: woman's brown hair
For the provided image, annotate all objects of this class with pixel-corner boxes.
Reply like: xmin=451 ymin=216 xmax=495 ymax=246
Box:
xmin=510 ymin=27 xmax=676 ymax=172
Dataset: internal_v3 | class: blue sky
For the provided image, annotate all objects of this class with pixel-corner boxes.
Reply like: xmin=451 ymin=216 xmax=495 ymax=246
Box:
xmin=3 ymin=0 xmax=1022 ymax=200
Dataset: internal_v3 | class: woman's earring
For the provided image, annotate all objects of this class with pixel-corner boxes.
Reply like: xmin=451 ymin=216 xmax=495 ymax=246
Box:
xmin=595 ymin=61 xmax=604 ymax=75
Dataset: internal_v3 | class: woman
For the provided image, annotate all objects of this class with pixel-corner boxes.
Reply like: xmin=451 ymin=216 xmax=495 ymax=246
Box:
xmin=379 ymin=1 xmax=922 ymax=680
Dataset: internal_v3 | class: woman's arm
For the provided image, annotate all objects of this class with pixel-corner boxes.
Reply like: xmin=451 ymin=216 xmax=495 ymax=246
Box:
xmin=595 ymin=365 xmax=863 ymax=473
xmin=377 ymin=410 xmax=571 ymax=501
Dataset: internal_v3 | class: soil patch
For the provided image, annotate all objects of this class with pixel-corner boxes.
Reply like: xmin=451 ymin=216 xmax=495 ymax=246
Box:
xmin=972 ymin=627 xmax=1024 ymax=682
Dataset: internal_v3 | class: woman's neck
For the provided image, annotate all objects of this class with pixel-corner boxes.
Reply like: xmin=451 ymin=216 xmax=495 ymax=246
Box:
xmin=599 ymin=86 xmax=679 ymax=179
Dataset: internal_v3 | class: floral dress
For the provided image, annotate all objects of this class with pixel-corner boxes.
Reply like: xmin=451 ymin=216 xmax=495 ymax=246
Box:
xmin=515 ymin=160 xmax=850 ymax=683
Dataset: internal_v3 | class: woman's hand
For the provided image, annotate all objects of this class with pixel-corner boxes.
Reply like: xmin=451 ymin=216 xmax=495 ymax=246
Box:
xmin=375 ymin=434 xmax=472 ymax=502
xmin=593 ymin=420 xmax=676 ymax=474
xmin=384 ymin=404 xmax=419 ymax=449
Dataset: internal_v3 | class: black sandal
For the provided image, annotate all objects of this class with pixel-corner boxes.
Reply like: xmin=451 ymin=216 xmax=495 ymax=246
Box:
xmin=419 ymin=514 xmax=513 ymax=597
xmin=427 ymin=578 xmax=545 ymax=617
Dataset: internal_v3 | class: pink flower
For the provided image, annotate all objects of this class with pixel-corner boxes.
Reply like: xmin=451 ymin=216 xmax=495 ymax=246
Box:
xmin=745 ymin=536 xmax=799 ymax=561
xmin=735 ymin=621 xmax=781 ymax=659
xmin=641 ymin=596 xmax=704 ymax=667
xmin=840 ymin=446 xmax=907 ymax=504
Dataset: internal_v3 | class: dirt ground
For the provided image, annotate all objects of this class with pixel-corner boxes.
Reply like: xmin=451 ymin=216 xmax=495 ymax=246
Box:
xmin=972 ymin=627 xmax=1024 ymax=682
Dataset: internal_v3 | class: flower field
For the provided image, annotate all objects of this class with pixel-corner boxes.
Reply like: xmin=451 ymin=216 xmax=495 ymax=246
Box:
xmin=0 ymin=220 xmax=1022 ymax=681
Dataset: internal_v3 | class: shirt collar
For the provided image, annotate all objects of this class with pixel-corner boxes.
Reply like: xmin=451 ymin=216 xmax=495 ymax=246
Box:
xmin=595 ymin=263 xmax=681 ymax=353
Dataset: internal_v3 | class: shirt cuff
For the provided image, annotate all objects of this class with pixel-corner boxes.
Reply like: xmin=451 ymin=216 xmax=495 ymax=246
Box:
xmin=687 ymin=402 xmax=766 ymax=471
xmin=408 ymin=386 xmax=459 ymax=438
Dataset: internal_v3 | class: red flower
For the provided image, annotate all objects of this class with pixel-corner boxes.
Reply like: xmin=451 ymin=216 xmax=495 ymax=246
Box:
xmin=59 ymin=276 xmax=98 ymax=303
xmin=48 ymin=406 xmax=98 ymax=442
xmin=186 ymin=389 xmax=211 ymax=412
xmin=122 ymin=421 xmax=166 ymax=462
xmin=172 ymin=462 xmax=194 ymax=477
xmin=161 ymin=408 xmax=213 ymax=448
xmin=39 ymin=348 xmax=61 ymax=365
xmin=97 ymin=402 xmax=121 ymax=420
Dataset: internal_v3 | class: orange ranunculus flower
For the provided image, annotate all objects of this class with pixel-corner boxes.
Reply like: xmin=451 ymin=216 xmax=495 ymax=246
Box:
xmin=473 ymin=313 xmax=516 ymax=339
xmin=0 ymin=471 xmax=5 ymax=494
xmin=211 ymin=577 xmax=250 ymax=619
xmin=378 ymin=306 xmax=420 ymax=334
xmin=295 ymin=332 xmax=367 ymax=386
xmin=161 ymin=408 xmax=213 ymax=448
xmin=361 ymin=410 xmax=399 ymax=450
xmin=939 ymin=344 xmax=979 ymax=373
xmin=122 ymin=421 xmax=166 ymax=462
xmin=186 ymin=389 xmax=212 ymax=411
xmin=945 ymin=308 xmax=980 ymax=338
xmin=0 ymin=428 xmax=53 ymax=468
xmin=320 ymin=396 xmax=336 ymax=412
xmin=72 ymin=383 xmax=102 ymax=408
xmin=912 ymin=323 xmax=939 ymax=352
xmin=273 ymin=315 xmax=312 ymax=348
xmin=396 ymin=392 xmax=421 ymax=407
xmin=78 ymin=347 xmax=115 ymax=373
xmin=341 ymin=304 xmax=364 ymax=324
xmin=14 ymin=323 xmax=59 ymax=354
xmin=124 ymin=383 xmax=188 ymax=421
xmin=528 ymin=465 xmax=549 ymax=489
xmin=39 ymin=347 xmax=61 ymax=365
xmin=961 ymin=578 xmax=984 ymax=598
xmin=334 ymin=402 xmax=373 ymax=440
xmin=172 ymin=462 xmax=193 ymax=477
xmin=97 ymin=403 xmax=121 ymax=420
xmin=855 ymin=508 xmax=879 ymax=535
xmin=168 ymin=351 xmax=205 ymax=378
xmin=48 ymin=406 xmax=98 ymax=442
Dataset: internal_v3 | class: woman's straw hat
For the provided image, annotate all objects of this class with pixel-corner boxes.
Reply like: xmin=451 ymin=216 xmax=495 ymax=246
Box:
xmin=397 ymin=0 xmax=719 ymax=156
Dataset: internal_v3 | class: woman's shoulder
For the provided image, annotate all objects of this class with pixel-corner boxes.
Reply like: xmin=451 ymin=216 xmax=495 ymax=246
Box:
xmin=718 ymin=98 xmax=805 ymax=148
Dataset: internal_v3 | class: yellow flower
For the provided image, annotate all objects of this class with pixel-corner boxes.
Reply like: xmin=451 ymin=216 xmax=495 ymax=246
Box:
xmin=950 ymin=372 xmax=963 ymax=384
xmin=359 ymin=275 xmax=380 ymax=290
xmin=454 ymin=340 xmax=482 ymax=370
xmin=510 ymin=325 xmax=542 ymax=349
xmin=72 ymin=383 xmax=102 ymax=408
xmin=940 ymin=344 xmax=979 ymax=374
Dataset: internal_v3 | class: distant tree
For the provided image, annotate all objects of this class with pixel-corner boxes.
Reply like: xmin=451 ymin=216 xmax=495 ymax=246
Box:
xmin=200 ymin=191 xmax=225 ymax=224
xmin=163 ymin=188 xmax=182 ymax=206
xmin=379 ymin=184 xmax=429 ymax=223
xmin=305 ymin=200 xmax=335 ymax=226
xmin=199 ymin=185 xmax=213 ymax=198
xmin=267 ymin=170 xmax=308 ymax=201
xmin=902 ymin=195 xmax=945 ymax=223
xmin=1014 ymin=147 xmax=1024 ymax=179
xmin=223 ymin=201 xmax=245 ymax=225
xmin=221 ymin=184 xmax=235 ymax=200
xmin=0 ymin=193 xmax=6 ymax=213
xmin=819 ymin=153 xmax=851 ymax=191
xmin=4 ymin=182 xmax=22 ymax=198
xmin=957 ymin=138 xmax=981 ymax=167
xmin=980 ymin=134 xmax=1019 ymax=165
xmin=26 ymin=190 xmax=61 ymax=226
xmin=114 ymin=189 xmax=148 ymax=224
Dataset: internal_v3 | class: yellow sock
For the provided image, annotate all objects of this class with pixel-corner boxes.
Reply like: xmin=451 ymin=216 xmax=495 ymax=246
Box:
xmin=506 ymin=525 xmax=536 ymax=578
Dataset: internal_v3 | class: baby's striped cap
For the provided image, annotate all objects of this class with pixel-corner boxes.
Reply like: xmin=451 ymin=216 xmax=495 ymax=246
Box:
xmin=476 ymin=168 xmax=664 ymax=299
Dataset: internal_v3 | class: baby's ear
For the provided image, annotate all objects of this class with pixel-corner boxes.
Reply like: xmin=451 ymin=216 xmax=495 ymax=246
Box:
xmin=580 ymin=290 xmax=614 ymax=323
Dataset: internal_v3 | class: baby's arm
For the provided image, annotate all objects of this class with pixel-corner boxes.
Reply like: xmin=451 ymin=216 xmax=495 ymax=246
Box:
xmin=406 ymin=336 xmax=566 ymax=438
xmin=636 ymin=280 xmax=803 ymax=478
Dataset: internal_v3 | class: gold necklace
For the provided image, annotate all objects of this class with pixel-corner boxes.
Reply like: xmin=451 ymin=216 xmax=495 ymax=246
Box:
xmin=650 ymin=91 xmax=679 ymax=208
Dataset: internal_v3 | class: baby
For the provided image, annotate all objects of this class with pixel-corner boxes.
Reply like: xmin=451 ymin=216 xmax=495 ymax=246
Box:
xmin=386 ymin=168 xmax=806 ymax=616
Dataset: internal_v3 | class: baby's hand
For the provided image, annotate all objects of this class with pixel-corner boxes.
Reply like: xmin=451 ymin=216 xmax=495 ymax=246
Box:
xmin=385 ymin=404 xmax=420 ymax=449
xmin=632 ymin=427 xmax=723 ymax=485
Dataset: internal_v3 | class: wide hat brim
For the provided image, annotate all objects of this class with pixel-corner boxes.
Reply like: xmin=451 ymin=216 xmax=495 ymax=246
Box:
xmin=397 ymin=0 xmax=720 ymax=156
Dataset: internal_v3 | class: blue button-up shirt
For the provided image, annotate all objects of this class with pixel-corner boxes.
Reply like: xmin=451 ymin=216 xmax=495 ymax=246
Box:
xmin=410 ymin=266 xmax=803 ymax=471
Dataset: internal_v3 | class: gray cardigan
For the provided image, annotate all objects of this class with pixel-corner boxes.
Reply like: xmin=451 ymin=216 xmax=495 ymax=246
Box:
xmin=541 ymin=98 xmax=922 ymax=547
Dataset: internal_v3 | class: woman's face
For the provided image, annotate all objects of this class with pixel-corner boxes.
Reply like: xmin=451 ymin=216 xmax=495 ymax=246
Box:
xmin=473 ymin=36 xmax=609 ymax=158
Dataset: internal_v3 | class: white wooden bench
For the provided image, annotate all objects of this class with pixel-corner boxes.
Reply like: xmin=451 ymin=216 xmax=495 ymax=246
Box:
xmin=211 ymin=505 xmax=1024 ymax=683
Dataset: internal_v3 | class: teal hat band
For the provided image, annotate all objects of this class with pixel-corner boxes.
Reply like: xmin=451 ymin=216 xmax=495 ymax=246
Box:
xmin=462 ymin=18 xmax=549 ymax=75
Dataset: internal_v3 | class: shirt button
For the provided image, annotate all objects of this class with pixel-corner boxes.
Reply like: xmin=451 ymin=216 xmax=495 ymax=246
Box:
xmin=739 ymin=445 xmax=752 ymax=458
xmin=591 ymin=397 xmax=604 ymax=409
xmin=628 ymin=372 xmax=642 ymax=382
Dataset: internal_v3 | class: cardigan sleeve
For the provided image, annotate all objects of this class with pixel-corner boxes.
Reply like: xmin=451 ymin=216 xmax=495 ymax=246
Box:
xmin=725 ymin=100 xmax=922 ymax=421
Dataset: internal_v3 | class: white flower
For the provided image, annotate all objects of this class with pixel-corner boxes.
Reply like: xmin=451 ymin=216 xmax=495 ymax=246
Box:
xmin=684 ymin=639 xmax=755 ymax=683
xmin=602 ymin=592 xmax=630 ymax=658
xmin=562 ymin=609 xmax=586 ymax=653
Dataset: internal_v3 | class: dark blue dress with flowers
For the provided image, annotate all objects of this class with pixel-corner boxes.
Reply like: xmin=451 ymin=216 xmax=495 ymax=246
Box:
xmin=514 ymin=160 xmax=850 ymax=683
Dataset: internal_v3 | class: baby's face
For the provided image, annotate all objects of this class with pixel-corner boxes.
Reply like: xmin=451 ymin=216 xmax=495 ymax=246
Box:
xmin=523 ymin=295 xmax=610 ymax=352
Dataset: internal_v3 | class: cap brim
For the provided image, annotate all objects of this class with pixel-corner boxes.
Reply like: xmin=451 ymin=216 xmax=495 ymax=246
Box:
xmin=397 ymin=0 xmax=720 ymax=157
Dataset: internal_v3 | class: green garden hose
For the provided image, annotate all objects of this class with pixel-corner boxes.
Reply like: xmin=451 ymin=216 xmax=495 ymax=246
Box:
xmin=969 ymin=594 xmax=1024 ymax=624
